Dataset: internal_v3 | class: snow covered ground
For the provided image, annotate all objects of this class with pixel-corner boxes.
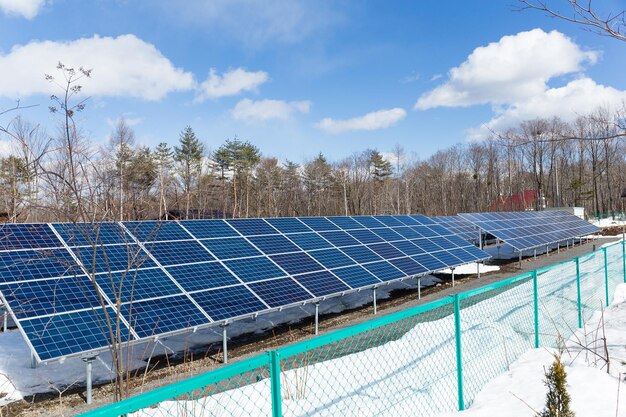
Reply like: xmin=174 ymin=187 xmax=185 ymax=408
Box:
xmin=593 ymin=218 xmax=626 ymax=228
xmin=439 ymin=284 xmax=626 ymax=417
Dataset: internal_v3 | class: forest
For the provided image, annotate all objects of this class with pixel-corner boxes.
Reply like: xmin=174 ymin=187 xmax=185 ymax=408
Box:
xmin=0 ymin=65 xmax=625 ymax=224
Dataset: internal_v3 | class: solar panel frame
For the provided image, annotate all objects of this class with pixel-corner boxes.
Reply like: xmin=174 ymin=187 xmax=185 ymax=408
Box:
xmin=0 ymin=215 xmax=491 ymax=363
xmin=459 ymin=210 xmax=600 ymax=251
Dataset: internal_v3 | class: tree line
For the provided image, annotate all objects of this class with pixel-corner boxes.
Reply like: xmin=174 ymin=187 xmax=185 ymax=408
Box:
xmin=0 ymin=66 xmax=625 ymax=224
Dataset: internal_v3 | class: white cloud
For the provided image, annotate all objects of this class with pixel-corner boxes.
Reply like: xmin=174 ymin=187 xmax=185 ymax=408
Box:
xmin=106 ymin=116 xmax=143 ymax=129
xmin=415 ymin=29 xmax=598 ymax=109
xmin=413 ymin=28 xmax=626 ymax=140
xmin=0 ymin=0 xmax=45 ymax=19
xmin=197 ymin=68 xmax=268 ymax=101
xmin=0 ymin=34 xmax=195 ymax=101
xmin=468 ymin=78 xmax=626 ymax=140
xmin=316 ymin=108 xmax=407 ymax=134
xmin=232 ymin=98 xmax=311 ymax=122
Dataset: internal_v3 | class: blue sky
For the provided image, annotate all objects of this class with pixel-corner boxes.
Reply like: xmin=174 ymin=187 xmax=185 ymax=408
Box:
xmin=0 ymin=0 xmax=625 ymax=162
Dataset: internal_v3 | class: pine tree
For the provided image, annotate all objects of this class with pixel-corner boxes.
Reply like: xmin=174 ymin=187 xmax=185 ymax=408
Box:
xmin=540 ymin=353 xmax=575 ymax=417
xmin=174 ymin=126 xmax=204 ymax=219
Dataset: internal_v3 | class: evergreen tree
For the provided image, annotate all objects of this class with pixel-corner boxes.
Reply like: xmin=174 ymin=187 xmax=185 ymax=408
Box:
xmin=540 ymin=353 xmax=575 ymax=417
xmin=174 ymin=126 xmax=204 ymax=219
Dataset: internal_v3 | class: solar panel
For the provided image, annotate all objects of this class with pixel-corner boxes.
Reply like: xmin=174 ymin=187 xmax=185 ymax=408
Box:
xmin=121 ymin=295 xmax=208 ymax=338
xmin=459 ymin=211 xmax=600 ymax=251
xmin=293 ymin=271 xmax=350 ymax=297
xmin=190 ymin=285 xmax=267 ymax=321
xmin=0 ymin=214 xmax=491 ymax=363
xmin=431 ymin=216 xmax=477 ymax=242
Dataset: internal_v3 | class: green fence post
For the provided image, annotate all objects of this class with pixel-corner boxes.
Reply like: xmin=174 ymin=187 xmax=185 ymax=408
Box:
xmin=575 ymin=258 xmax=582 ymax=328
xmin=453 ymin=294 xmax=464 ymax=411
xmin=533 ymin=271 xmax=539 ymax=348
xmin=603 ymin=247 xmax=609 ymax=306
xmin=269 ymin=350 xmax=283 ymax=417
xmin=622 ymin=240 xmax=625 ymax=283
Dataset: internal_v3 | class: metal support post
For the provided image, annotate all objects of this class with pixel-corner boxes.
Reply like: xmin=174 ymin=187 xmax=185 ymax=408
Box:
xmin=497 ymin=239 xmax=500 ymax=257
xmin=2 ymin=310 xmax=7 ymax=332
xmin=518 ymin=251 xmax=522 ymax=269
xmin=533 ymin=271 xmax=539 ymax=348
xmin=546 ymin=245 xmax=549 ymax=256
xmin=623 ymin=240 xmax=626 ymax=283
xmin=453 ymin=294 xmax=464 ymax=410
xmin=222 ymin=324 xmax=229 ymax=364
xmin=314 ymin=302 xmax=320 ymax=335
xmin=575 ymin=258 xmax=582 ymax=328
xmin=30 ymin=353 xmax=37 ymax=369
xmin=557 ymin=242 xmax=560 ymax=254
xmin=476 ymin=262 xmax=481 ymax=279
xmin=533 ymin=248 xmax=537 ymax=261
xmin=603 ymin=247 xmax=609 ymax=306
xmin=83 ymin=356 xmax=96 ymax=405
xmin=417 ymin=277 xmax=421 ymax=299
xmin=372 ymin=288 xmax=377 ymax=315
xmin=451 ymin=268 xmax=455 ymax=287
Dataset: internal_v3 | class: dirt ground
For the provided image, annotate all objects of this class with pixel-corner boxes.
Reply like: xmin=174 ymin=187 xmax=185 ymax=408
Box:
xmin=1 ymin=235 xmax=619 ymax=417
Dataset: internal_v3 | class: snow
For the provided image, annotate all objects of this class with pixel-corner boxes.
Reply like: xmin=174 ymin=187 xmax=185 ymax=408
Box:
xmin=593 ymin=218 xmax=626 ymax=228
xmin=439 ymin=284 xmax=626 ymax=417
xmin=438 ymin=263 xmax=499 ymax=275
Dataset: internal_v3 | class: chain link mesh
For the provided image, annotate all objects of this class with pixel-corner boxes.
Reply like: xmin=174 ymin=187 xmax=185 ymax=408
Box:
xmin=80 ymin=242 xmax=625 ymax=417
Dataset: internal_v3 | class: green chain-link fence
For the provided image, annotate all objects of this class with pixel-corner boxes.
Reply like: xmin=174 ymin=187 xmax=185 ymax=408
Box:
xmin=79 ymin=240 xmax=626 ymax=417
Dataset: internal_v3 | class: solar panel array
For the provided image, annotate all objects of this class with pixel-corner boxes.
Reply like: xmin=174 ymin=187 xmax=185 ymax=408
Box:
xmin=459 ymin=211 xmax=600 ymax=252
xmin=432 ymin=216 xmax=478 ymax=243
xmin=0 ymin=215 xmax=490 ymax=362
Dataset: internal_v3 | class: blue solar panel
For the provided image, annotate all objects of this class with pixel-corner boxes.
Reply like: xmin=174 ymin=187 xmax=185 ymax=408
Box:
xmin=352 ymin=216 xmax=386 ymax=228
xmin=318 ymin=231 xmax=360 ymax=247
xmin=124 ymin=221 xmax=191 ymax=242
xmin=0 ymin=248 xmax=81 ymax=283
xmin=327 ymin=216 xmax=364 ymax=230
xmin=286 ymin=233 xmax=332 ymax=250
xmin=2 ymin=275 xmax=101 ymax=319
xmin=362 ymin=261 xmax=405 ymax=282
xmin=307 ymin=248 xmax=355 ymax=269
xmin=431 ymin=216 xmax=477 ymax=242
xmin=72 ymin=244 xmax=155 ymax=274
xmin=412 ymin=253 xmax=447 ymax=271
xmin=0 ymin=224 xmax=61 ymax=250
xmin=200 ymin=238 xmax=261 ymax=260
xmin=53 ymin=223 xmax=129 ymax=246
xmin=191 ymin=285 xmax=267 ymax=321
xmin=270 ymin=252 xmax=324 ymax=275
xmin=179 ymin=220 xmax=239 ymax=239
xmin=0 ymin=214 xmax=493 ymax=363
xmin=331 ymin=265 xmax=380 ymax=287
xmin=372 ymin=228 xmax=404 ymax=242
xmin=166 ymin=262 xmax=241 ymax=291
xmin=410 ymin=214 xmax=437 ymax=225
xmin=298 ymin=217 xmax=340 ymax=231
xmin=248 ymin=278 xmax=312 ymax=307
xmin=226 ymin=219 xmax=278 ymax=236
xmin=373 ymin=216 xmax=404 ymax=227
xmin=389 ymin=257 xmax=428 ymax=276
xmin=367 ymin=243 xmax=405 ymax=259
xmin=347 ymin=229 xmax=384 ymax=244
xmin=391 ymin=241 xmax=425 ymax=256
xmin=21 ymin=307 xmax=131 ymax=361
xmin=247 ymin=235 xmax=300 ymax=255
xmin=459 ymin=211 xmax=600 ymax=251
xmin=265 ymin=218 xmax=311 ymax=234
xmin=294 ymin=271 xmax=350 ymax=297
xmin=224 ymin=256 xmax=286 ymax=282
xmin=393 ymin=227 xmax=422 ymax=239
xmin=340 ymin=245 xmax=383 ymax=263
xmin=121 ymin=295 xmax=208 ymax=338
xmin=144 ymin=240 xmax=215 ymax=266
xmin=95 ymin=268 xmax=182 ymax=303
